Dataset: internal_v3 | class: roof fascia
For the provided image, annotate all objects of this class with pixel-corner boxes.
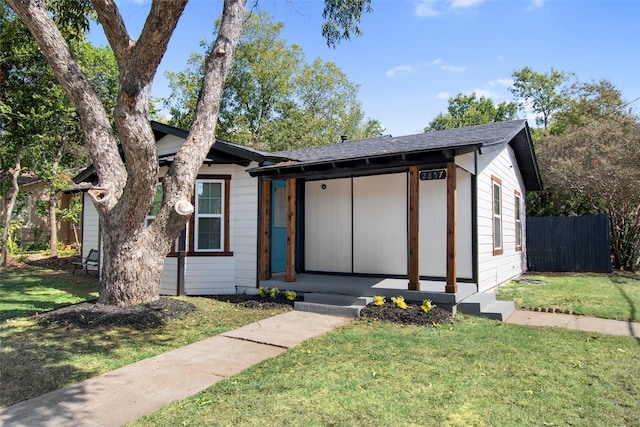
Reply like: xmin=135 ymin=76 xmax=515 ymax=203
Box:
xmin=248 ymin=145 xmax=479 ymax=178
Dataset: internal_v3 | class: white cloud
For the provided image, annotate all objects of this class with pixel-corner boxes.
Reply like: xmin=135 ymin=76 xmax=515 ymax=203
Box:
xmin=496 ymin=78 xmax=513 ymax=87
xmin=450 ymin=0 xmax=485 ymax=9
xmin=386 ymin=58 xmax=464 ymax=78
xmin=467 ymin=88 xmax=497 ymax=99
xmin=437 ymin=92 xmax=451 ymax=100
xmin=414 ymin=0 xmax=485 ymax=17
xmin=527 ymin=0 xmax=545 ymax=11
xmin=386 ymin=65 xmax=415 ymax=77
xmin=497 ymin=55 xmax=505 ymax=61
xmin=414 ymin=0 xmax=440 ymax=17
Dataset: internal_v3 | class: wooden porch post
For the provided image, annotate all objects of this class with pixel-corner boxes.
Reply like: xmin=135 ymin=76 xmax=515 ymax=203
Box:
xmin=285 ymin=178 xmax=296 ymax=282
xmin=259 ymin=180 xmax=271 ymax=281
xmin=446 ymin=162 xmax=457 ymax=293
xmin=408 ymin=166 xmax=420 ymax=290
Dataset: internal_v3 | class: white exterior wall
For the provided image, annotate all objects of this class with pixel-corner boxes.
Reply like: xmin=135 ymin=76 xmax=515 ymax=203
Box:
xmin=159 ymin=258 xmax=178 ymax=295
xmin=79 ymin=131 xmax=260 ymax=295
xmin=81 ymin=192 xmax=100 ymax=260
xmin=304 ymin=173 xmax=407 ymax=275
xmin=476 ymin=147 xmax=527 ymax=292
xmin=305 ymin=178 xmax=352 ymax=272
xmin=170 ymin=162 xmax=258 ymax=295
xmin=419 ymin=167 xmax=473 ymax=279
xmin=353 ymin=173 xmax=407 ymax=275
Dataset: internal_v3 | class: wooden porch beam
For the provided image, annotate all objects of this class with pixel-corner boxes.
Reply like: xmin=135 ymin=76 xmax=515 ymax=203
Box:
xmin=285 ymin=178 xmax=296 ymax=282
xmin=259 ymin=180 xmax=271 ymax=281
xmin=408 ymin=166 xmax=420 ymax=290
xmin=446 ymin=162 xmax=457 ymax=293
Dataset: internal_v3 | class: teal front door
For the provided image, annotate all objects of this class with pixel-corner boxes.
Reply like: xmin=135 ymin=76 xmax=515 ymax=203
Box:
xmin=270 ymin=180 xmax=287 ymax=274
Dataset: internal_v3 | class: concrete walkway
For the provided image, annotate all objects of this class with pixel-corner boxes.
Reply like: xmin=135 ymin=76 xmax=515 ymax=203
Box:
xmin=507 ymin=310 xmax=640 ymax=338
xmin=1 ymin=309 xmax=637 ymax=427
xmin=0 ymin=311 xmax=349 ymax=427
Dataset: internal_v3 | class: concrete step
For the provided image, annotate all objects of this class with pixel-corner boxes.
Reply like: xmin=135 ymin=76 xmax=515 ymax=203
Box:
xmin=295 ymin=293 xmax=372 ymax=318
xmin=478 ymin=300 xmax=515 ymax=321
xmin=458 ymin=292 xmax=497 ymax=315
xmin=294 ymin=302 xmax=363 ymax=318
xmin=303 ymin=293 xmax=373 ymax=306
xmin=458 ymin=293 xmax=515 ymax=321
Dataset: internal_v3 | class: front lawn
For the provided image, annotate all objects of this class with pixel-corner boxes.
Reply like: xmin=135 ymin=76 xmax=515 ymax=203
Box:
xmin=132 ymin=317 xmax=640 ymax=427
xmin=0 ymin=265 xmax=98 ymax=321
xmin=497 ymin=272 xmax=640 ymax=322
xmin=0 ymin=264 xmax=291 ymax=408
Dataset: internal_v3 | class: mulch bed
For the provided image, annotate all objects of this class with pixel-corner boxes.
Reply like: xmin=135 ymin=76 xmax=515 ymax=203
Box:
xmin=34 ymin=298 xmax=198 ymax=330
xmin=207 ymin=294 xmax=296 ymax=310
xmin=359 ymin=302 xmax=453 ymax=326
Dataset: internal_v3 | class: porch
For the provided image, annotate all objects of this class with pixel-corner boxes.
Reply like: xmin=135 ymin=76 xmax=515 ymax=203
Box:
xmin=258 ymin=273 xmax=477 ymax=306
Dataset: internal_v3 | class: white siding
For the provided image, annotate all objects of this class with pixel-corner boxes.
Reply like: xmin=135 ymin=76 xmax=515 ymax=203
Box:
xmin=184 ymin=257 xmax=236 ymax=295
xmin=81 ymin=192 xmax=100 ymax=260
xmin=159 ymin=258 xmax=178 ymax=296
xmin=476 ymin=146 xmax=527 ymax=292
xmin=353 ymin=173 xmax=407 ymax=275
xmin=305 ymin=178 xmax=352 ymax=272
xmin=181 ymin=162 xmax=259 ymax=295
xmin=419 ymin=167 xmax=473 ymax=279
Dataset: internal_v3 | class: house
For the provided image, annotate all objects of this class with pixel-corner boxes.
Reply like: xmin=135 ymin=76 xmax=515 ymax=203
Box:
xmin=75 ymin=120 xmax=541 ymax=316
xmin=0 ymin=174 xmax=79 ymax=250
xmin=73 ymin=121 xmax=286 ymax=295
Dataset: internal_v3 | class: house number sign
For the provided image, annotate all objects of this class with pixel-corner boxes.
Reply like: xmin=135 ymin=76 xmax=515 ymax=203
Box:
xmin=420 ymin=169 xmax=447 ymax=180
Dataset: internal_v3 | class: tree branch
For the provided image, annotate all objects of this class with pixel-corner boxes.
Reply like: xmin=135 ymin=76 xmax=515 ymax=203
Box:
xmin=161 ymin=0 xmax=246 ymax=239
xmin=91 ymin=0 xmax=131 ymax=66
xmin=129 ymin=0 xmax=188 ymax=90
xmin=5 ymin=0 xmax=126 ymax=208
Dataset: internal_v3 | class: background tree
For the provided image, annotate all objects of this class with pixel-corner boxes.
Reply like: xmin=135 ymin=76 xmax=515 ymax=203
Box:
xmin=510 ymin=66 xmax=572 ymax=129
xmin=1 ymin=3 xmax=117 ymax=263
xmin=535 ymin=80 xmax=640 ymax=270
xmin=5 ymin=0 xmax=372 ymax=305
xmin=424 ymin=92 xmax=518 ymax=132
xmin=165 ymin=11 xmax=382 ymax=151
xmin=0 ymin=3 xmax=87 ymax=265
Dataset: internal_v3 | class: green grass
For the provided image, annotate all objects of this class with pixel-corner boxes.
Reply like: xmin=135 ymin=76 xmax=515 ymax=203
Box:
xmin=497 ymin=272 xmax=640 ymax=322
xmin=0 ymin=266 xmax=99 ymax=321
xmin=0 ymin=265 xmax=291 ymax=408
xmin=132 ymin=317 xmax=640 ymax=427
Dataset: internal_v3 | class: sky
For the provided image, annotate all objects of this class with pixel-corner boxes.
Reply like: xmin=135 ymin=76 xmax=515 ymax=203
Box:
xmin=89 ymin=0 xmax=640 ymax=137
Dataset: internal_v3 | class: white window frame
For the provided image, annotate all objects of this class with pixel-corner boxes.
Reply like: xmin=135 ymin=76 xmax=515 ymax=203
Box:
xmin=194 ymin=179 xmax=225 ymax=252
xmin=492 ymin=176 xmax=503 ymax=255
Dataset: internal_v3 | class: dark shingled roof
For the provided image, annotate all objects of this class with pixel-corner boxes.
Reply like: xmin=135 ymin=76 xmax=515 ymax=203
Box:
xmin=249 ymin=120 xmax=542 ymax=191
xmin=275 ymin=120 xmax=525 ymax=162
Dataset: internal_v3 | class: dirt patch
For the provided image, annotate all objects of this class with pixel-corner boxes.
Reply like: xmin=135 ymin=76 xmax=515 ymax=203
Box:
xmin=34 ymin=298 xmax=198 ymax=330
xmin=360 ymin=302 xmax=453 ymax=326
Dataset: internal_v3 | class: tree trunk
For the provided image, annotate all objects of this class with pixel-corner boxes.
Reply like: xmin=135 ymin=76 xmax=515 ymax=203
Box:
xmin=7 ymin=0 xmax=247 ymax=304
xmin=97 ymin=229 xmax=168 ymax=306
xmin=49 ymin=192 xmax=60 ymax=257
xmin=1 ymin=149 xmax=21 ymax=268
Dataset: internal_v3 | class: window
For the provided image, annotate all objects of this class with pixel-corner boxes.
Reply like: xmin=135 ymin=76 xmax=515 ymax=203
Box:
xmin=515 ymin=191 xmax=522 ymax=251
xmin=195 ymin=179 xmax=224 ymax=251
xmin=492 ymin=176 xmax=503 ymax=255
xmin=273 ymin=186 xmax=286 ymax=228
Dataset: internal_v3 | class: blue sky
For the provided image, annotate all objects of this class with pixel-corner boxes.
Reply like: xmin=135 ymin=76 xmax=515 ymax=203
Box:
xmin=90 ymin=0 xmax=640 ymax=137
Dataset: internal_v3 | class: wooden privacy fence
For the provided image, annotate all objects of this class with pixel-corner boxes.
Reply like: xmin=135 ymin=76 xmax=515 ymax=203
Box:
xmin=526 ymin=214 xmax=612 ymax=273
